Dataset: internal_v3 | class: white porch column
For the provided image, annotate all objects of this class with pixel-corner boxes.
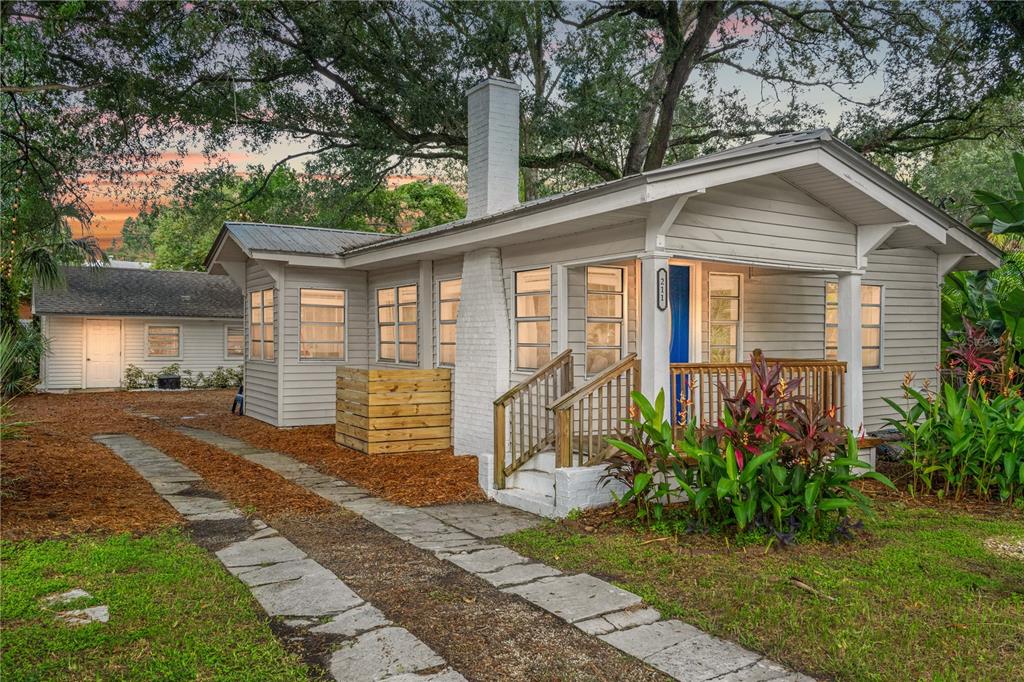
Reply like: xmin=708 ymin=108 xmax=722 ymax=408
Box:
xmin=837 ymin=271 xmax=864 ymax=434
xmin=640 ymin=254 xmax=671 ymax=405
xmin=418 ymin=260 xmax=433 ymax=369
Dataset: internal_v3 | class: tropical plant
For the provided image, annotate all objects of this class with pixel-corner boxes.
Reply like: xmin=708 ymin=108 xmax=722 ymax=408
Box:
xmin=884 ymin=384 xmax=1024 ymax=503
xmin=0 ymin=326 xmax=47 ymax=397
xmin=970 ymin=151 xmax=1024 ymax=236
xmin=603 ymin=390 xmax=678 ymax=522
xmin=605 ymin=357 xmax=894 ymax=541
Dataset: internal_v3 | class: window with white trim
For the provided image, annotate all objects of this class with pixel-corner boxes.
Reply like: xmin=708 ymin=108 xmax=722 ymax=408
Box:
xmin=249 ymin=288 xmax=275 ymax=361
xmin=824 ymin=281 xmax=883 ymax=369
xmin=300 ymin=289 xmax=345 ymax=359
xmin=437 ymin=278 xmax=461 ymax=367
xmin=586 ymin=266 xmax=624 ymax=374
xmin=377 ymin=284 xmax=417 ymax=363
xmin=861 ymin=284 xmax=883 ymax=369
xmin=709 ymin=273 xmax=740 ymax=363
xmin=225 ymin=325 xmax=244 ymax=359
xmin=515 ymin=267 xmax=551 ymax=370
xmin=147 ymin=325 xmax=180 ymax=358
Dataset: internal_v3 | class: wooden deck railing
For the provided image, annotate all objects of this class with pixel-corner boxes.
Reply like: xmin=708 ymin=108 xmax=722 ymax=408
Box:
xmin=493 ymin=349 xmax=573 ymax=489
xmin=670 ymin=351 xmax=845 ymax=435
xmin=550 ymin=354 xmax=640 ymax=468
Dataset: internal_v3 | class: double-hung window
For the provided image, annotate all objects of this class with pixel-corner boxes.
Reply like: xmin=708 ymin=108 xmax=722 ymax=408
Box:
xmin=377 ymin=284 xmax=417 ymax=363
xmin=225 ymin=325 xmax=244 ymax=359
xmin=709 ymin=273 xmax=741 ymax=363
xmin=300 ymin=289 xmax=345 ymax=359
xmin=824 ymin=281 xmax=883 ymax=369
xmin=585 ymin=266 xmax=624 ymax=374
xmin=147 ymin=325 xmax=180 ymax=358
xmin=514 ymin=268 xmax=551 ymax=370
xmin=437 ymin=278 xmax=461 ymax=367
xmin=249 ymin=288 xmax=275 ymax=361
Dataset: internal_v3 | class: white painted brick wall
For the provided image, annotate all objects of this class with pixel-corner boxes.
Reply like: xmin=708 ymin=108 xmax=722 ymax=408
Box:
xmin=466 ymin=78 xmax=520 ymax=219
xmin=453 ymin=248 xmax=511 ymax=456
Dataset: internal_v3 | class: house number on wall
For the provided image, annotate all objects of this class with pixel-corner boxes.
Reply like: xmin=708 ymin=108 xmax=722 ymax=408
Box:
xmin=657 ymin=268 xmax=668 ymax=311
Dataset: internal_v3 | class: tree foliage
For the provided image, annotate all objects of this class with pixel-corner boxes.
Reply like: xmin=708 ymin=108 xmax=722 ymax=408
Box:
xmin=111 ymin=167 xmax=464 ymax=271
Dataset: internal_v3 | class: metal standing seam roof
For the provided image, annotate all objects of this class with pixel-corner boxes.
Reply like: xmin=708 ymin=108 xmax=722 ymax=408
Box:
xmin=223 ymin=222 xmax=392 ymax=255
xmin=33 ymin=266 xmax=244 ymax=318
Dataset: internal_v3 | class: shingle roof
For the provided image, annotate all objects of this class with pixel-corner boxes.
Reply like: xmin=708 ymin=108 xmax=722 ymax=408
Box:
xmin=223 ymin=222 xmax=391 ymax=256
xmin=34 ymin=266 xmax=243 ymax=319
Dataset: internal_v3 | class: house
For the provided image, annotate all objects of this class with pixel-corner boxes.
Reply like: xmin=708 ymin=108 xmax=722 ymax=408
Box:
xmin=34 ymin=266 xmax=244 ymax=391
xmin=205 ymin=77 xmax=1001 ymax=516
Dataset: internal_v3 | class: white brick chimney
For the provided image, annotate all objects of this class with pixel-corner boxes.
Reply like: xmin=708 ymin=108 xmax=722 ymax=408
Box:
xmin=466 ymin=77 xmax=521 ymax=219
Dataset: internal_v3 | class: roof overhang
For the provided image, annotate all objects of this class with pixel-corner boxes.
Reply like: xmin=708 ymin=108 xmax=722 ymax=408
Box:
xmin=341 ymin=137 xmax=1002 ymax=271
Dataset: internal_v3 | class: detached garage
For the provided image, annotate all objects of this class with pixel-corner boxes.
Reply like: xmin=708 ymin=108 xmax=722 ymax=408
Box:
xmin=33 ymin=266 xmax=244 ymax=391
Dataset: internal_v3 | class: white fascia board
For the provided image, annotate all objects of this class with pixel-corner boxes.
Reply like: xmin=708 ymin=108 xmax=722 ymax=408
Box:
xmin=341 ymin=183 xmax=649 ymax=268
xmin=250 ymin=251 xmax=347 ymax=269
xmin=641 ymin=148 xmax=822 ymax=202
xmin=946 ymin=228 xmax=1002 ymax=268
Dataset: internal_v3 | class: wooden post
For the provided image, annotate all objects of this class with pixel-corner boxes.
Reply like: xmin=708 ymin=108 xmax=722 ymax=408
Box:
xmin=555 ymin=408 xmax=572 ymax=468
xmin=493 ymin=402 xmax=506 ymax=489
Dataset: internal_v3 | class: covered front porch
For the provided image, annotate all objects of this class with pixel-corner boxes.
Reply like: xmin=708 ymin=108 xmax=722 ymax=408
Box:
xmin=491 ymin=250 xmax=855 ymax=516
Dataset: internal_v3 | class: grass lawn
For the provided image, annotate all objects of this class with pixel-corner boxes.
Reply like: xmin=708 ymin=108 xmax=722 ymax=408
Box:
xmin=1 ymin=529 xmax=309 ymax=681
xmin=503 ymin=503 xmax=1024 ymax=681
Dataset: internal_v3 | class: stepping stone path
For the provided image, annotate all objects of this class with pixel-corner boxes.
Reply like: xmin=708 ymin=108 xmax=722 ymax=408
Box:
xmin=94 ymin=434 xmax=464 ymax=682
xmin=176 ymin=426 xmax=813 ymax=682
xmin=43 ymin=589 xmax=111 ymax=626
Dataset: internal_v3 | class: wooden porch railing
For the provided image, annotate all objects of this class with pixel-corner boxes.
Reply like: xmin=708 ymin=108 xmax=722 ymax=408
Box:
xmin=670 ymin=350 xmax=845 ymax=435
xmin=551 ymin=354 xmax=640 ymax=468
xmin=493 ymin=349 xmax=573 ymax=489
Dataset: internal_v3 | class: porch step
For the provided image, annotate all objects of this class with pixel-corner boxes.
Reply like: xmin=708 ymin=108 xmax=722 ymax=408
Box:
xmin=492 ymin=487 xmax=556 ymax=519
xmin=506 ymin=467 xmax=555 ymax=499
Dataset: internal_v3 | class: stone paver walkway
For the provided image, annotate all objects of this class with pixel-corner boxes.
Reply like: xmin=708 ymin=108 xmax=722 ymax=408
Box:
xmin=177 ymin=426 xmax=812 ymax=682
xmin=94 ymin=433 xmax=465 ymax=682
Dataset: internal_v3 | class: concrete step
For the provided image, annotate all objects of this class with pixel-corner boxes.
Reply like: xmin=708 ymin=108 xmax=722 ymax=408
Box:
xmin=492 ymin=487 xmax=556 ymax=519
xmin=506 ymin=467 xmax=555 ymax=498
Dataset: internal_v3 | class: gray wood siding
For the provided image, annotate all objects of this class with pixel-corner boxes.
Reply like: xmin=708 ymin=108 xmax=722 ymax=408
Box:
xmin=279 ymin=265 xmax=368 ymax=426
xmin=40 ymin=315 xmax=83 ymax=389
xmin=666 ymin=176 xmax=858 ymax=270
xmin=40 ymin=314 xmax=242 ymax=391
xmin=244 ymin=260 xmax=279 ymax=425
xmin=862 ymin=249 xmax=940 ymax=430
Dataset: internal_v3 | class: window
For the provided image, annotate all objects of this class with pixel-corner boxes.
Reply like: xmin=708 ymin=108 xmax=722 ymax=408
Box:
xmin=825 ymin=282 xmax=839 ymax=360
xmin=147 ymin=325 xmax=180 ymax=358
xmin=861 ymin=284 xmax=883 ymax=369
xmin=249 ymin=288 xmax=275 ymax=361
xmin=586 ymin=266 xmax=624 ymax=374
xmin=709 ymin=273 xmax=740 ymax=363
xmin=824 ymin=281 xmax=883 ymax=369
xmin=300 ymin=289 xmax=345 ymax=359
xmin=437 ymin=278 xmax=461 ymax=367
xmin=225 ymin=325 xmax=244 ymax=359
xmin=515 ymin=268 xmax=551 ymax=370
xmin=378 ymin=284 xmax=417 ymax=363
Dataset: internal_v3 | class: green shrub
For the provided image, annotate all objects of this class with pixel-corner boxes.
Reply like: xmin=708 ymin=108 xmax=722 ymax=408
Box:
xmin=884 ymin=383 xmax=1024 ymax=503
xmin=122 ymin=364 xmax=156 ymax=389
xmin=604 ymin=356 xmax=893 ymax=541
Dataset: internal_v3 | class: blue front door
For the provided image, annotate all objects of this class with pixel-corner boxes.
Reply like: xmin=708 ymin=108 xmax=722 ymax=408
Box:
xmin=669 ymin=265 xmax=690 ymax=364
xmin=669 ymin=265 xmax=690 ymax=424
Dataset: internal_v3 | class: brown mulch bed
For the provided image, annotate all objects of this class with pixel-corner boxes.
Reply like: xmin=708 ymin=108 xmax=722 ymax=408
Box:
xmin=141 ymin=398 xmax=485 ymax=507
xmin=2 ymin=391 xmax=332 ymax=540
